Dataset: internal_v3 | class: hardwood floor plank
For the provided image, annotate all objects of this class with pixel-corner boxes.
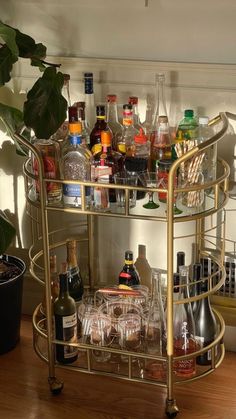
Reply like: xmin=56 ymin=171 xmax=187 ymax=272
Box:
xmin=0 ymin=316 xmax=236 ymax=419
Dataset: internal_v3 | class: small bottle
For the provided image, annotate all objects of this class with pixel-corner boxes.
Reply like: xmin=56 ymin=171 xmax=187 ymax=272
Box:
xmin=84 ymin=72 xmax=96 ymax=129
xmin=66 ymin=239 xmax=84 ymax=302
xmin=128 ymin=96 xmax=143 ymax=131
xmin=74 ymin=101 xmax=91 ymax=146
xmin=41 ymin=254 xmax=59 ymax=316
xmin=61 ymin=123 xmax=92 ymax=208
xmin=54 ymin=270 xmax=78 ymax=364
xmin=33 ymin=137 xmax=62 ymax=204
xmin=116 ymin=104 xmax=139 ymax=155
xmin=194 ymin=279 xmax=217 ymax=365
xmin=150 ymin=73 xmax=169 ymax=144
xmin=176 ymin=109 xmax=198 ymax=142
xmin=173 ymin=265 xmax=197 ymax=378
xmin=151 ymin=115 xmax=172 ymax=170
xmin=196 ymin=116 xmax=216 ymax=186
xmin=106 ymin=94 xmax=123 ymax=149
xmin=134 ymin=244 xmax=152 ymax=291
xmin=92 ymin=130 xmax=122 ymax=207
xmin=90 ymin=105 xmax=109 ymax=155
xmin=119 ymin=250 xmax=140 ymax=286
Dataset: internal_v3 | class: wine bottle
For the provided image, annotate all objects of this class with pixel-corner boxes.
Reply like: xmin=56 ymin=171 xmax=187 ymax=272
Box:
xmin=54 ymin=271 xmax=78 ymax=364
xmin=194 ymin=279 xmax=217 ymax=365
xmin=66 ymin=240 xmax=84 ymax=301
xmin=119 ymin=250 xmax=140 ymax=286
xmin=134 ymin=244 xmax=152 ymax=291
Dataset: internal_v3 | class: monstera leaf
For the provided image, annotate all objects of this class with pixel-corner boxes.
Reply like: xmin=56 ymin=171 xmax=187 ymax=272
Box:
xmin=0 ymin=211 xmax=16 ymax=255
xmin=0 ymin=44 xmax=18 ymax=86
xmin=24 ymin=66 xmax=67 ymax=139
xmin=0 ymin=21 xmax=18 ymax=58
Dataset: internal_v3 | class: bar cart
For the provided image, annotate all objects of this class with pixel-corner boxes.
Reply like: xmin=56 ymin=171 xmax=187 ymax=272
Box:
xmin=13 ymin=112 xmax=234 ymax=417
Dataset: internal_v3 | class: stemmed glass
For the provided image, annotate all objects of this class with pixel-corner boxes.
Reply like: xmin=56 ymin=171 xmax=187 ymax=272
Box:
xmin=138 ymin=171 xmax=160 ymax=209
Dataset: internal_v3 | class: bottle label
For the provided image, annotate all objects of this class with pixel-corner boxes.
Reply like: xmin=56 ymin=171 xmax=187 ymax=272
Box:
xmin=92 ymin=144 xmax=102 ymax=155
xmin=123 ymin=118 xmax=132 ymax=126
xmin=63 ymin=184 xmax=81 ymax=206
xmin=61 ymin=313 xmax=78 ymax=359
xmin=92 ymin=166 xmax=112 ymax=182
xmin=117 ymin=143 xmax=126 ymax=154
xmin=119 ymin=272 xmax=131 ymax=279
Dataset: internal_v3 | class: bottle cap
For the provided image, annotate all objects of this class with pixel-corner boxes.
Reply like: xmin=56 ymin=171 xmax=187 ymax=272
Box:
xmin=63 ymin=73 xmax=70 ymax=82
xmin=184 ymin=109 xmax=194 ymax=118
xmin=199 ymin=116 xmax=209 ymax=125
xmin=123 ymin=104 xmax=132 ymax=111
xmin=68 ymin=106 xmax=78 ymax=123
xmin=107 ymin=94 xmax=117 ymax=103
xmin=96 ymin=105 xmax=106 ymax=116
xmin=134 ymin=128 xmax=147 ymax=144
xmin=125 ymin=250 xmax=133 ymax=261
xmin=84 ymin=72 xmax=93 ymax=79
xmin=158 ymin=115 xmax=168 ymax=123
xmin=69 ymin=121 xmax=82 ymax=134
xmin=138 ymin=244 xmax=146 ymax=257
xmin=67 ymin=239 xmax=77 ymax=248
xmin=101 ymin=130 xmax=112 ymax=146
xmin=128 ymin=96 xmax=138 ymax=105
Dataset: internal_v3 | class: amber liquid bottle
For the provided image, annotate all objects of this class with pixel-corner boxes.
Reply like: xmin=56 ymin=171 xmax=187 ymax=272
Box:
xmin=119 ymin=250 xmax=140 ymax=286
xmin=66 ymin=240 xmax=84 ymax=302
xmin=90 ymin=105 xmax=109 ymax=155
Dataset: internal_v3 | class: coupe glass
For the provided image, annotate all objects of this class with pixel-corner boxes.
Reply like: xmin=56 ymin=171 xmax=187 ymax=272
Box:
xmin=138 ymin=171 xmax=160 ymax=209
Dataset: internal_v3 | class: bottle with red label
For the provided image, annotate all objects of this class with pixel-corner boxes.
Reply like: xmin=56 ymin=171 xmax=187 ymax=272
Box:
xmin=118 ymin=250 xmax=140 ymax=286
xmin=33 ymin=137 xmax=62 ymax=204
xmin=92 ymin=130 xmax=122 ymax=208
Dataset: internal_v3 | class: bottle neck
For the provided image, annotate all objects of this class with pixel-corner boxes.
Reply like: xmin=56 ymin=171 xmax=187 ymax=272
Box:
xmin=59 ymin=273 xmax=69 ymax=296
xmin=107 ymin=102 xmax=119 ymax=123
xmin=152 ymin=74 xmax=168 ymax=128
xmin=67 ymin=242 xmax=78 ymax=268
xmin=124 ymin=259 xmax=134 ymax=267
xmin=151 ymin=270 xmax=162 ymax=299
xmin=62 ymin=80 xmax=71 ymax=109
xmin=138 ymin=245 xmax=146 ymax=259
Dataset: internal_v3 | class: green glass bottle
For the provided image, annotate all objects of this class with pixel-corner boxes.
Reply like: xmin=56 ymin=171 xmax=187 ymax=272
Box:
xmin=172 ymin=109 xmax=198 ymax=160
xmin=54 ymin=271 xmax=78 ymax=364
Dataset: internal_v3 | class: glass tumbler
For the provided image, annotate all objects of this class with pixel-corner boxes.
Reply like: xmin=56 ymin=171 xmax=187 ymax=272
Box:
xmin=90 ymin=314 xmax=112 ymax=363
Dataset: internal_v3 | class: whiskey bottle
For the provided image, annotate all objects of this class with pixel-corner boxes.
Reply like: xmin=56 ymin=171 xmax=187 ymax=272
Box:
xmin=66 ymin=239 xmax=84 ymax=302
xmin=90 ymin=105 xmax=109 ymax=155
xmin=119 ymin=250 xmax=140 ymax=286
xmin=54 ymin=270 xmax=78 ymax=364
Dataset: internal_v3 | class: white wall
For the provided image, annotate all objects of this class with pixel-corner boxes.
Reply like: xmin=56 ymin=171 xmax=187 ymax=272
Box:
xmin=2 ymin=0 xmax=236 ymax=64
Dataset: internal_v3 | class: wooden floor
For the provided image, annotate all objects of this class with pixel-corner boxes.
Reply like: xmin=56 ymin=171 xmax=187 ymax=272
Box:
xmin=0 ymin=316 xmax=236 ymax=419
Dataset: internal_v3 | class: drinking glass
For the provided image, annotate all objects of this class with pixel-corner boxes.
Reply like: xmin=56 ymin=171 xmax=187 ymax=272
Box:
xmin=114 ymin=172 xmax=138 ymax=208
xmin=176 ymin=169 xmax=204 ymax=213
xmin=138 ymin=171 xmax=160 ymax=209
xmin=118 ymin=313 xmax=142 ymax=362
xmin=90 ymin=314 xmax=112 ymax=362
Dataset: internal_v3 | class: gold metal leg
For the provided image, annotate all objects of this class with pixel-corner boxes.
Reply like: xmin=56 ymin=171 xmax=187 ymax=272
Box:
xmin=165 ymin=398 xmax=179 ymax=418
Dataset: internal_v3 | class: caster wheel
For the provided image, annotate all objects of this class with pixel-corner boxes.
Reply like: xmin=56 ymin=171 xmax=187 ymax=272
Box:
xmin=165 ymin=399 xmax=179 ymax=418
xmin=48 ymin=377 xmax=64 ymax=395
xmin=166 ymin=413 xmax=178 ymax=418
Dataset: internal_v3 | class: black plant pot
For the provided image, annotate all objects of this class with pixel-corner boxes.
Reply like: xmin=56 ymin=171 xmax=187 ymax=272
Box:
xmin=0 ymin=254 xmax=26 ymax=354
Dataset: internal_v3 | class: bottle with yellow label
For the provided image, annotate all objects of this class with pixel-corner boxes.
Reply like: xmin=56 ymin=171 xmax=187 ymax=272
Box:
xmin=115 ymin=104 xmax=139 ymax=155
xmin=90 ymin=105 xmax=111 ymax=155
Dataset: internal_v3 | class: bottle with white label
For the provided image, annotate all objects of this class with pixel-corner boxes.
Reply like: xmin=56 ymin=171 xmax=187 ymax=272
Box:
xmin=61 ymin=122 xmax=93 ymax=208
xmin=54 ymin=271 xmax=78 ymax=364
xmin=194 ymin=278 xmax=217 ymax=365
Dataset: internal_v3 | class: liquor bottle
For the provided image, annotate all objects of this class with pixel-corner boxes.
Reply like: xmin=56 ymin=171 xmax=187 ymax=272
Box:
xmin=128 ymin=96 xmax=143 ymax=131
xmin=196 ymin=116 xmax=216 ymax=187
xmin=176 ymin=109 xmax=198 ymax=142
xmin=119 ymin=250 xmax=140 ymax=286
xmin=90 ymin=105 xmax=109 ymax=155
xmin=41 ymin=254 xmax=59 ymax=316
xmin=33 ymin=137 xmax=62 ymax=204
xmin=106 ymin=94 xmax=123 ymax=149
xmin=150 ymin=115 xmax=171 ymax=170
xmin=84 ymin=72 xmax=96 ymax=129
xmin=173 ymin=265 xmax=197 ymax=377
xmin=142 ymin=94 xmax=155 ymax=138
xmin=115 ymin=104 xmax=139 ymax=155
xmin=134 ymin=244 xmax=152 ymax=291
xmin=92 ymin=130 xmax=122 ymax=207
xmin=124 ymin=128 xmax=149 ymax=199
xmin=54 ymin=270 xmax=78 ymax=364
xmin=75 ymin=101 xmax=91 ymax=146
xmin=150 ymin=73 xmax=169 ymax=144
xmin=54 ymin=73 xmax=72 ymax=144
xmin=194 ymin=279 xmax=217 ymax=365
xmin=61 ymin=123 xmax=92 ymax=208
xmin=191 ymin=263 xmax=202 ymax=314
xmin=66 ymin=239 xmax=84 ymax=302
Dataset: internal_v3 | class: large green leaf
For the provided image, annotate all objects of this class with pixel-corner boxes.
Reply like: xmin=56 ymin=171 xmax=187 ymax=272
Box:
xmin=0 ymin=102 xmax=29 ymax=155
xmin=0 ymin=211 xmax=16 ymax=255
xmin=0 ymin=21 xmax=18 ymax=58
xmin=23 ymin=67 xmax=67 ymax=139
xmin=0 ymin=44 xmax=17 ymax=86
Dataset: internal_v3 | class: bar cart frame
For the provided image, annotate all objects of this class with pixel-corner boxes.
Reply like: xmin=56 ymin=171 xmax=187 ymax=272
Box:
xmin=12 ymin=112 xmax=235 ymax=417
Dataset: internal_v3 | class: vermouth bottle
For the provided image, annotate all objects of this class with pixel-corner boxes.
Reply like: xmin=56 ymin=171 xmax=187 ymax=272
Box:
xmin=173 ymin=265 xmax=197 ymax=377
xmin=54 ymin=271 xmax=78 ymax=364
xmin=66 ymin=239 xmax=84 ymax=302
xmin=119 ymin=250 xmax=140 ymax=286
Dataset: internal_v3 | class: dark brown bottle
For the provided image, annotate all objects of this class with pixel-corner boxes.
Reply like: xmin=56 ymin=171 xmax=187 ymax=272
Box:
xmin=89 ymin=105 xmax=109 ymax=155
xmin=54 ymin=271 xmax=78 ymax=364
xmin=119 ymin=250 xmax=140 ymax=286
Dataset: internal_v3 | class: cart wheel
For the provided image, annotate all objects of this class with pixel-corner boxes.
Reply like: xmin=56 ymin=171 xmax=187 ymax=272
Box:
xmin=165 ymin=399 xmax=179 ymax=418
xmin=48 ymin=377 xmax=64 ymax=395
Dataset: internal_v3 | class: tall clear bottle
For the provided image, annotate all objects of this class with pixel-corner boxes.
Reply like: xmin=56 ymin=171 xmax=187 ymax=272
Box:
xmin=54 ymin=270 xmax=78 ymax=364
xmin=151 ymin=115 xmax=172 ymax=170
xmin=173 ymin=265 xmax=197 ymax=377
xmin=84 ymin=72 xmax=96 ymax=129
xmin=128 ymin=96 xmax=143 ymax=131
xmin=150 ymin=73 xmax=169 ymax=143
xmin=61 ymin=122 xmax=92 ymax=208
xmin=106 ymin=94 xmax=123 ymax=149
xmin=66 ymin=239 xmax=84 ymax=302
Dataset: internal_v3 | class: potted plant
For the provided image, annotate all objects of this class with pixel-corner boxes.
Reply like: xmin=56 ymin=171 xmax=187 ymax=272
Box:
xmin=0 ymin=21 xmax=67 ymax=353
